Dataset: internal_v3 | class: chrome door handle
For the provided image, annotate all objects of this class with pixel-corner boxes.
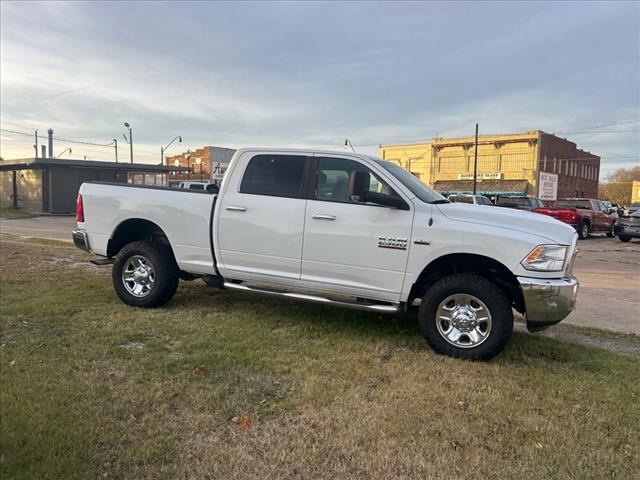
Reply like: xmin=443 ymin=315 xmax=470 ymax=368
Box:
xmin=226 ymin=206 xmax=247 ymax=212
xmin=312 ymin=214 xmax=336 ymax=221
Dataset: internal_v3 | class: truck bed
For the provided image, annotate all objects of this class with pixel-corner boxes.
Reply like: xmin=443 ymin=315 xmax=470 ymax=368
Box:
xmin=78 ymin=182 xmax=217 ymax=274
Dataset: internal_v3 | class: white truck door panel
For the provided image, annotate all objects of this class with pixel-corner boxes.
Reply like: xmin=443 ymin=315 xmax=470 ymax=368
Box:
xmin=216 ymin=153 xmax=309 ymax=280
xmin=301 ymin=156 xmax=413 ymax=301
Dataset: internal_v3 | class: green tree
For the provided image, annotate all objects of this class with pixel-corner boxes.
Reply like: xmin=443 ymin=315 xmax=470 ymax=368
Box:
xmin=599 ymin=166 xmax=640 ymax=205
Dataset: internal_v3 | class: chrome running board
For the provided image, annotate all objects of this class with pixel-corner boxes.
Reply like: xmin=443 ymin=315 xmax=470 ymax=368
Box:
xmin=223 ymin=282 xmax=399 ymax=313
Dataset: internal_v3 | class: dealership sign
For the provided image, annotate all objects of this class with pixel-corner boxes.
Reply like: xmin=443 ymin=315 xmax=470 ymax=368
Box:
xmin=211 ymin=162 xmax=229 ymax=183
xmin=538 ymin=172 xmax=558 ymax=201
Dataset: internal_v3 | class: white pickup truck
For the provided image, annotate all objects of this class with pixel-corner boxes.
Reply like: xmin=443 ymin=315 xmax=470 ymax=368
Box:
xmin=73 ymin=149 xmax=579 ymax=360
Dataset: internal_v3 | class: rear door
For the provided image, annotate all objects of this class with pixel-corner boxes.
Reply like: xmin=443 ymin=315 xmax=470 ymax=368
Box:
xmin=216 ymin=152 xmax=310 ymax=280
xmin=301 ymin=155 xmax=414 ymax=302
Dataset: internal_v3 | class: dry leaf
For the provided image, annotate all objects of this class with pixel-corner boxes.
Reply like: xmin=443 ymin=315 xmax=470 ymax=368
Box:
xmin=193 ymin=366 xmax=207 ymax=375
xmin=238 ymin=416 xmax=252 ymax=431
xmin=534 ymin=442 xmax=543 ymax=449
xmin=9 ymin=360 xmax=16 ymax=367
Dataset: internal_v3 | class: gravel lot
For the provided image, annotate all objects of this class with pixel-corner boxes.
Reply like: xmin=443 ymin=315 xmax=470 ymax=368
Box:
xmin=2 ymin=216 xmax=638 ymax=334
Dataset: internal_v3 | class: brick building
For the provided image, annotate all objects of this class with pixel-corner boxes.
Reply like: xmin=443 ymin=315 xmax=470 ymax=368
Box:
xmin=165 ymin=146 xmax=236 ymax=185
xmin=380 ymin=131 xmax=600 ymax=199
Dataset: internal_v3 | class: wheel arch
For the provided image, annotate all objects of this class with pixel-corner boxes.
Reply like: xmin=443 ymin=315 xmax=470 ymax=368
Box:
xmin=408 ymin=253 xmax=524 ymax=313
xmin=107 ymin=218 xmax=175 ymax=259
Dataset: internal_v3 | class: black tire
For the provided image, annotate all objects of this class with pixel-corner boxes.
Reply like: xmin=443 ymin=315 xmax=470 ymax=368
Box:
xmin=418 ymin=273 xmax=513 ymax=361
xmin=112 ymin=241 xmax=179 ymax=308
xmin=577 ymin=221 xmax=589 ymax=240
xmin=619 ymin=235 xmax=632 ymax=242
xmin=606 ymin=223 xmax=616 ymax=238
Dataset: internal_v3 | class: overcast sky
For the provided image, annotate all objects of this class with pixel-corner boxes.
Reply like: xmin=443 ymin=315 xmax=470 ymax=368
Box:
xmin=1 ymin=0 xmax=638 ymax=177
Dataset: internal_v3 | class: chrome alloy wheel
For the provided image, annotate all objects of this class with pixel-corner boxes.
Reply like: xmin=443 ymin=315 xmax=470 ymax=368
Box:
xmin=435 ymin=294 xmax=492 ymax=348
xmin=122 ymin=255 xmax=156 ymax=298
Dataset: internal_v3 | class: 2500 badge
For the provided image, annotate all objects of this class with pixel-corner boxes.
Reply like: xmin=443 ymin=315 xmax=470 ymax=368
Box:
xmin=378 ymin=235 xmax=408 ymax=250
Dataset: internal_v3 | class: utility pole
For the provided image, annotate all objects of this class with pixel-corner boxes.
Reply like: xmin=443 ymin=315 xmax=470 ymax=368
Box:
xmin=34 ymin=130 xmax=38 ymax=158
xmin=48 ymin=129 xmax=54 ymax=159
xmin=472 ymin=123 xmax=479 ymax=195
xmin=113 ymin=139 xmax=118 ymax=163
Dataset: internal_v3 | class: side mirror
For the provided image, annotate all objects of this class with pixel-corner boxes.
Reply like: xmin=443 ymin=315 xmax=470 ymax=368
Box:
xmin=348 ymin=170 xmax=408 ymax=210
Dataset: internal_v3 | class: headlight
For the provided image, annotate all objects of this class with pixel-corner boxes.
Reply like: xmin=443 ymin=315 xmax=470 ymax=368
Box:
xmin=521 ymin=245 xmax=568 ymax=272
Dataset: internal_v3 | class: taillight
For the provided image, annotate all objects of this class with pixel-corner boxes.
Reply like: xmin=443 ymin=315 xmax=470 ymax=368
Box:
xmin=76 ymin=194 xmax=85 ymax=222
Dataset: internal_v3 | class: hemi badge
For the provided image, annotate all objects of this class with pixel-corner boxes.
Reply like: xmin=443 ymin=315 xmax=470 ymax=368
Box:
xmin=414 ymin=239 xmax=430 ymax=245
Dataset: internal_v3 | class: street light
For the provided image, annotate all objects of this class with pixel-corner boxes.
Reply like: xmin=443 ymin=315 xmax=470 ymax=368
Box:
xmin=195 ymin=157 xmax=203 ymax=181
xmin=55 ymin=147 xmax=72 ymax=159
xmin=123 ymin=122 xmax=133 ymax=163
xmin=344 ymin=138 xmax=355 ymax=153
xmin=161 ymin=135 xmax=182 ymax=165
xmin=184 ymin=150 xmax=192 ymax=179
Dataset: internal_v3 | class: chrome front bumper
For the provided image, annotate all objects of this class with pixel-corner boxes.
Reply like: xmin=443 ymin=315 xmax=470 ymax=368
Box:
xmin=517 ymin=276 xmax=579 ymax=332
xmin=72 ymin=229 xmax=91 ymax=253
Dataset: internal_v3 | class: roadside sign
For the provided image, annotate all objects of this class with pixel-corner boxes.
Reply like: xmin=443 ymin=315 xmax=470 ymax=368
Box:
xmin=538 ymin=172 xmax=558 ymax=201
xmin=211 ymin=162 xmax=229 ymax=184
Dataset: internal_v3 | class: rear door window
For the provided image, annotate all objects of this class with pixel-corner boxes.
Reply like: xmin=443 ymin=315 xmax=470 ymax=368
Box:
xmin=240 ymin=154 xmax=308 ymax=198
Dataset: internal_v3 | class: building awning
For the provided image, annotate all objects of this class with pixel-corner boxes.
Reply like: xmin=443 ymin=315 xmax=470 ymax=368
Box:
xmin=433 ymin=179 xmax=530 ymax=196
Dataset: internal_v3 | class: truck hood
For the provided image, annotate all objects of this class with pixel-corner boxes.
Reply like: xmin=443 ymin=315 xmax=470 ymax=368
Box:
xmin=436 ymin=203 xmax=576 ymax=244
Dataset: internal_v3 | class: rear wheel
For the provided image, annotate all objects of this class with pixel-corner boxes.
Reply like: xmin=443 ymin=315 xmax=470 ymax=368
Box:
xmin=577 ymin=221 xmax=589 ymax=240
xmin=418 ymin=274 xmax=513 ymax=361
xmin=619 ymin=235 xmax=632 ymax=242
xmin=112 ymin=241 xmax=179 ymax=308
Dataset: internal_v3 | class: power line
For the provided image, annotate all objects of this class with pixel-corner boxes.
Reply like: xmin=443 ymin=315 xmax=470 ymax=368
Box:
xmin=556 ymin=119 xmax=640 ymax=134
xmin=1 ymin=128 xmax=114 ymax=147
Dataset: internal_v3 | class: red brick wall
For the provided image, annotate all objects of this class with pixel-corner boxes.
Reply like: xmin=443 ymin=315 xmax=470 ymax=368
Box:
xmin=165 ymin=146 xmax=212 ymax=182
xmin=538 ymin=133 xmax=600 ymax=198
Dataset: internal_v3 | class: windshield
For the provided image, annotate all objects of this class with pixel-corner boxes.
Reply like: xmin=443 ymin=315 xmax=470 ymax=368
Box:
xmin=373 ymin=159 xmax=446 ymax=203
xmin=496 ymin=197 xmax=529 ymax=207
xmin=555 ymin=199 xmax=591 ymax=209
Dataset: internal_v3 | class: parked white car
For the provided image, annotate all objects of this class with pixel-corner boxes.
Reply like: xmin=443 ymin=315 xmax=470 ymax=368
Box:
xmin=448 ymin=194 xmax=493 ymax=206
xmin=73 ymin=149 xmax=579 ymax=360
xmin=177 ymin=181 xmax=219 ymax=193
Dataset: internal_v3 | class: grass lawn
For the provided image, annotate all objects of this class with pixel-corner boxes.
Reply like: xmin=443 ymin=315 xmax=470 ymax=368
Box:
xmin=1 ymin=236 xmax=639 ymax=479
xmin=0 ymin=208 xmax=36 ymax=220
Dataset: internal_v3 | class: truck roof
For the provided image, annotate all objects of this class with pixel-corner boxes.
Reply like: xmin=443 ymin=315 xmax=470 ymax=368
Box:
xmin=233 ymin=147 xmax=380 ymax=158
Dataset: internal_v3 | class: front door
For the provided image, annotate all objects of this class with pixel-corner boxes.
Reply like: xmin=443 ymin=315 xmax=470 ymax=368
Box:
xmin=301 ymin=156 xmax=414 ymax=302
xmin=216 ymin=152 xmax=310 ymax=280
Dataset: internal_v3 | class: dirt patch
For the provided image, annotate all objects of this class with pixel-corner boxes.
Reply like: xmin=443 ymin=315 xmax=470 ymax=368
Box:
xmin=515 ymin=323 xmax=640 ymax=357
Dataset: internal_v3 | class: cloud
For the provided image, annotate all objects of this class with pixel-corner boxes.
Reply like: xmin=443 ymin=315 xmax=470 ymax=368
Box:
xmin=1 ymin=0 xmax=638 ymax=176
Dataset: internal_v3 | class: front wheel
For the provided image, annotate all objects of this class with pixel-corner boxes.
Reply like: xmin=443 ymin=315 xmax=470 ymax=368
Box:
xmin=606 ymin=224 xmax=616 ymax=238
xmin=112 ymin=241 xmax=179 ymax=308
xmin=418 ymin=274 xmax=513 ymax=361
xmin=619 ymin=235 xmax=632 ymax=242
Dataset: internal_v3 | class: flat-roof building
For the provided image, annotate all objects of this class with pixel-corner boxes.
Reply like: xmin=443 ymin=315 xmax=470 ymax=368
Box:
xmin=380 ymin=131 xmax=600 ymax=199
xmin=0 ymin=158 xmax=188 ymax=214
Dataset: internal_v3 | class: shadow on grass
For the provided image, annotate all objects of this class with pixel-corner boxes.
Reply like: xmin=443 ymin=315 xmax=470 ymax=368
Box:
xmin=165 ymin=282 xmax=637 ymax=375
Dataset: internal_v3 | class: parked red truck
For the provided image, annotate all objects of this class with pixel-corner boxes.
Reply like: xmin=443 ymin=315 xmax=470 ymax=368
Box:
xmin=535 ymin=198 xmax=617 ymax=239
